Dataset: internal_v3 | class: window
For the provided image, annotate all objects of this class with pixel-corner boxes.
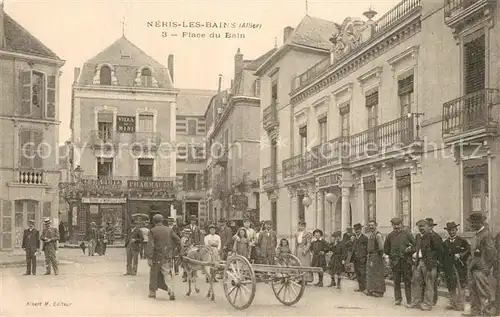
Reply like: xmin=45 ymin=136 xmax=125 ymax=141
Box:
xmin=297 ymin=194 xmax=305 ymax=222
xmin=366 ymin=91 xmax=378 ymax=129
xmin=20 ymin=71 xmax=56 ymax=119
xmin=187 ymin=145 xmax=204 ymax=163
xmin=318 ymin=116 xmax=327 ymax=144
xmin=97 ymin=111 xmax=114 ymax=141
xmin=187 ymin=119 xmax=197 ymax=135
xmin=99 ymin=66 xmax=112 ymax=85
xmin=176 ymin=145 xmax=187 ymax=162
xmin=396 ymin=168 xmax=411 ymax=228
xmin=464 ymin=32 xmax=485 ymax=95
xmin=197 ymin=119 xmax=206 ymax=133
xmin=340 ymin=104 xmax=350 ymax=137
xmin=141 ymin=68 xmax=153 ymax=87
xmin=271 ymin=81 xmax=278 ymax=105
xmin=97 ymin=158 xmax=113 ymax=178
xmin=31 ymin=72 xmax=44 ymax=118
xmin=176 ymin=116 xmax=187 ymax=133
xmin=463 ymin=159 xmax=488 ymax=231
xmin=19 ymin=130 xmax=43 ymax=169
xmin=299 ymin=126 xmax=307 ymax=155
xmin=398 ymin=75 xmax=414 ymax=117
xmin=271 ymin=201 xmax=277 ymax=231
xmin=138 ymin=159 xmax=154 ymax=178
xmin=254 ymin=79 xmax=261 ymax=97
xmin=139 ymin=114 xmax=154 ymax=133
xmin=364 ymin=176 xmax=376 ymax=223
xmin=271 ymin=140 xmax=277 ymax=183
xmin=186 ymin=173 xmax=197 ymax=191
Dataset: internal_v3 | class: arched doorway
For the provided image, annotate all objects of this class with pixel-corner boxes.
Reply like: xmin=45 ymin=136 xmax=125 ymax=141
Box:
xmin=334 ymin=198 xmax=352 ymax=231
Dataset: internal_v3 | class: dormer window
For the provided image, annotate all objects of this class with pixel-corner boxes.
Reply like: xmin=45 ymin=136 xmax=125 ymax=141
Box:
xmin=99 ymin=66 xmax=112 ymax=85
xmin=141 ymin=68 xmax=152 ymax=87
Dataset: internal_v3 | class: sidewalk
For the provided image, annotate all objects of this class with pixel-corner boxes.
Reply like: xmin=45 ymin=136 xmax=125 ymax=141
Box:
xmin=385 ymin=279 xmax=449 ymax=298
xmin=0 ymin=249 xmax=80 ymax=268
xmin=60 ymin=243 xmax=125 ymax=249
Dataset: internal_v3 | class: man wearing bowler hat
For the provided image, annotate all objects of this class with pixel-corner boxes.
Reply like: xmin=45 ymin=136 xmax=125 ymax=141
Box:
xmin=188 ymin=215 xmax=202 ymax=246
xmin=443 ymin=221 xmax=470 ymax=311
xmin=351 ymin=223 xmax=368 ymax=293
xmin=463 ymin=213 xmax=496 ymax=316
xmin=40 ymin=218 xmax=60 ymax=275
xmin=22 ymin=219 xmax=40 ymax=275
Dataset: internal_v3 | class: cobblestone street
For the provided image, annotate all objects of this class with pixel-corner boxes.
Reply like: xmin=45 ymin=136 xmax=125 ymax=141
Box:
xmin=0 ymin=249 xmax=465 ymax=316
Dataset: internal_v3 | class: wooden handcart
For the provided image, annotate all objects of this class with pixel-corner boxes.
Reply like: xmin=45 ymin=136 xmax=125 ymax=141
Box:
xmin=181 ymin=253 xmax=322 ymax=310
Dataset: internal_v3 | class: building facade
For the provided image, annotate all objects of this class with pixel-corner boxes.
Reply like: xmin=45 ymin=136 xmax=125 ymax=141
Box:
xmin=0 ymin=3 xmax=65 ymax=250
xmin=205 ymin=48 xmax=275 ymax=224
xmin=68 ymin=36 xmax=178 ymax=240
xmin=260 ymin=0 xmax=500 ymax=240
xmin=175 ymin=89 xmax=215 ymax=224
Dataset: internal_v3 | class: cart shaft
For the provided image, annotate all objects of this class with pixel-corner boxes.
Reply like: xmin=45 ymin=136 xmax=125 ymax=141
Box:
xmin=251 ymin=264 xmax=323 ymax=274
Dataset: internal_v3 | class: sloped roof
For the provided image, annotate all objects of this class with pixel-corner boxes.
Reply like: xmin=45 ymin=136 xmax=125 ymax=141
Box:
xmin=177 ymin=89 xmax=218 ymax=116
xmin=288 ymin=15 xmax=340 ymax=50
xmin=245 ymin=48 xmax=278 ymax=71
xmin=2 ymin=13 xmax=61 ymax=60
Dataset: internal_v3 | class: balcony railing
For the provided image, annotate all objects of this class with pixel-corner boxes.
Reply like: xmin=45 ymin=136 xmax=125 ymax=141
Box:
xmin=311 ymin=136 xmax=348 ymax=169
xmin=132 ymin=132 xmax=162 ymax=146
xmin=442 ymin=88 xmax=499 ymax=136
xmin=89 ymin=130 xmax=119 ymax=147
xmin=291 ymin=58 xmax=331 ymax=91
xmin=349 ymin=116 xmax=417 ymax=159
xmin=375 ymin=0 xmax=422 ymax=33
xmin=282 ymin=154 xmax=315 ymax=179
xmin=263 ymin=104 xmax=279 ymax=131
xmin=261 ymin=166 xmax=278 ymax=187
xmin=18 ymin=170 xmax=44 ymax=185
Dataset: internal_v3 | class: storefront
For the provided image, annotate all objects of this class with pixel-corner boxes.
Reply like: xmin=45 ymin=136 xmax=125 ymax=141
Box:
xmin=80 ymin=197 xmax=127 ymax=239
xmin=127 ymin=200 xmax=172 ymax=222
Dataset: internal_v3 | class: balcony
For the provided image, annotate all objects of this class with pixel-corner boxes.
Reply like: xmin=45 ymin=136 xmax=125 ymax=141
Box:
xmin=89 ymin=130 xmax=119 ymax=149
xmin=349 ymin=116 xmax=419 ymax=161
xmin=291 ymin=58 xmax=331 ymax=91
xmin=261 ymin=166 xmax=278 ymax=189
xmin=444 ymin=0 xmax=496 ymax=29
xmin=282 ymin=154 xmax=315 ymax=180
xmin=442 ymin=89 xmax=499 ymax=144
xmin=263 ymin=104 xmax=279 ymax=132
xmin=17 ymin=170 xmax=44 ymax=185
xmin=311 ymin=136 xmax=349 ymax=170
xmin=132 ymin=132 xmax=162 ymax=150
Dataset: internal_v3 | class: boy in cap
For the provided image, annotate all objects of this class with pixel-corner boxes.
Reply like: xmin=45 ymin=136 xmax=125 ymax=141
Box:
xmin=351 ymin=223 xmax=368 ymax=292
xmin=22 ymin=219 xmax=40 ymax=275
xmin=307 ymin=229 xmax=329 ymax=287
xmin=40 ymin=218 xmax=60 ymax=275
xmin=327 ymin=231 xmax=347 ymax=288
xmin=463 ymin=213 xmax=496 ymax=316
xmin=443 ymin=221 xmax=470 ymax=311
xmin=384 ymin=217 xmax=414 ymax=305
xmin=124 ymin=220 xmax=143 ymax=276
xmin=257 ymin=221 xmax=277 ymax=265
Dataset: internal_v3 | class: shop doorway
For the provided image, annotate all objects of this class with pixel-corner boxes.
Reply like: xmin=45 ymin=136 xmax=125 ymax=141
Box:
xmin=185 ymin=202 xmax=199 ymax=221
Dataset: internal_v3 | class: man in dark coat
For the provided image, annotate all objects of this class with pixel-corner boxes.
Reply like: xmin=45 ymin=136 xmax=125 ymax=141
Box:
xmin=146 ymin=214 xmax=180 ymax=300
xmin=384 ymin=217 xmax=415 ymax=305
xmin=463 ymin=213 xmax=496 ymax=316
xmin=40 ymin=218 xmax=60 ymax=275
xmin=187 ymin=215 xmax=202 ymax=245
xmin=219 ymin=219 xmax=234 ymax=261
xmin=351 ymin=223 xmax=368 ymax=293
xmin=167 ymin=217 xmax=181 ymax=275
xmin=426 ymin=218 xmax=442 ymax=305
xmin=22 ymin=219 xmax=40 ymax=275
xmin=442 ymin=222 xmax=470 ymax=311
xmin=124 ymin=220 xmax=143 ymax=276
xmin=409 ymin=219 xmax=444 ymax=311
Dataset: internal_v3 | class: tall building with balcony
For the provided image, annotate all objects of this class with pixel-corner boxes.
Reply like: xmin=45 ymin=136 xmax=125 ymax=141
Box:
xmin=0 ymin=3 xmax=65 ymax=250
xmin=69 ymin=36 xmax=177 ymax=240
xmin=261 ymin=0 xmax=500 ymax=240
xmin=175 ymin=89 xmax=216 ymax=224
xmin=256 ymin=15 xmax=340 ymax=236
xmin=205 ymin=48 xmax=276 ymax=224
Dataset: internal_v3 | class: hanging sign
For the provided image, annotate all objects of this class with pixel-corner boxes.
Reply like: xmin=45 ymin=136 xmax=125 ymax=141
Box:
xmin=117 ymin=116 xmax=135 ymax=133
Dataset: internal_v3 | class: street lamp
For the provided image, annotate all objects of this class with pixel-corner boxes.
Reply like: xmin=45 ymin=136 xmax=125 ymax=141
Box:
xmin=325 ymin=192 xmax=335 ymax=204
xmin=302 ymin=196 xmax=312 ymax=208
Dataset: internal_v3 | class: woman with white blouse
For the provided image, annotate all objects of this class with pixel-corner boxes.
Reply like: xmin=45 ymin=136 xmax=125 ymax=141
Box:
xmin=204 ymin=224 xmax=221 ymax=261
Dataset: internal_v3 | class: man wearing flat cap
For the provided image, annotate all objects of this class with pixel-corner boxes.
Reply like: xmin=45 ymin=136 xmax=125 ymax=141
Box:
xmin=188 ymin=215 xmax=202 ymax=246
xmin=463 ymin=213 xmax=496 ymax=316
xmin=22 ymin=219 xmax=40 ymax=275
xmin=40 ymin=218 xmax=60 ymax=275
xmin=442 ymin=222 xmax=470 ymax=311
xmin=351 ymin=223 xmax=368 ymax=293
xmin=384 ymin=217 xmax=415 ymax=305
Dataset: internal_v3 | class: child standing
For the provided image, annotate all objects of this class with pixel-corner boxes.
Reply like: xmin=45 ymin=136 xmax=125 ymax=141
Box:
xmin=257 ymin=221 xmax=277 ymax=264
xmin=327 ymin=231 xmax=347 ymax=288
xmin=276 ymin=238 xmax=292 ymax=262
xmin=233 ymin=228 xmax=250 ymax=259
xmin=307 ymin=229 xmax=330 ymax=287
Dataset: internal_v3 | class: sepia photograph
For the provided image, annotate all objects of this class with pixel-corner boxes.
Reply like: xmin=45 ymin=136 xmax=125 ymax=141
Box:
xmin=0 ymin=0 xmax=499 ymax=315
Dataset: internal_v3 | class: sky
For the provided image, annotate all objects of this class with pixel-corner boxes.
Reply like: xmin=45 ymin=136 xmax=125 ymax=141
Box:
xmin=4 ymin=0 xmax=400 ymax=143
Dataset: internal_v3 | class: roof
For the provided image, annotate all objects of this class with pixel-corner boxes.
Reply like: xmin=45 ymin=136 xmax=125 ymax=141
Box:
xmin=244 ymin=48 xmax=278 ymax=71
xmin=177 ymin=89 xmax=218 ymax=116
xmin=2 ymin=13 xmax=61 ymax=60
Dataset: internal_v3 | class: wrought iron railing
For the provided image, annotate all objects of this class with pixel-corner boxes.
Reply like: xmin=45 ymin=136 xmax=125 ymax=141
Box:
xmin=282 ymin=154 xmax=313 ymax=179
xmin=291 ymin=58 xmax=331 ymax=91
xmin=442 ymin=88 xmax=499 ymax=135
xmin=349 ymin=116 xmax=416 ymax=159
xmin=89 ymin=130 xmax=119 ymax=146
xmin=444 ymin=0 xmax=484 ymax=18
xmin=311 ymin=136 xmax=349 ymax=169
xmin=132 ymin=132 xmax=162 ymax=146
xmin=18 ymin=170 xmax=44 ymax=185
xmin=263 ymin=104 xmax=279 ymax=131
xmin=261 ymin=166 xmax=278 ymax=187
xmin=375 ymin=0 xmax=422 ymax=33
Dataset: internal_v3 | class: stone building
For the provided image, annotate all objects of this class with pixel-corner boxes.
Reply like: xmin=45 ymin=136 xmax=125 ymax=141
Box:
xmin=205 ymin=48 xmax=276 ymax=225
xmin=260 ymin=0 xmax=500 ymax=240
xmin=0 ymin=2 xmax=65 ymax=250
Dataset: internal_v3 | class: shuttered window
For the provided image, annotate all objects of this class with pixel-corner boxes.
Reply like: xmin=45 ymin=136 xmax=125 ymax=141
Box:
xmin=197 ymin=119 xmax=206 ymax=133
xmin=46 ymin=75 xmax=56 ymax=119
xmin=299 ymin=126 xmax=307 ymax=155
xmin=176 ymin=145 xmax=187 ymax=161
xmin=464 ymin=33 xmax=485 ymax=94
xmin=366 ymin=91 xmax=379 ymax=129
xmin=20 ymin=71 xmax=32 ymax=116
xmin=187 ymin=119 xmax=197 ymax=135
xmin=364 ymin=175 xmax=376 ymax=223
xmin=20 ymin=71 xmax=55 ymax=119
xmin=19 ymin=130 xmax=43 ymax=169
xmin=396 ymin=168 xmax=411 ymax=228
xmin=138 ymin=114 xmax=154 ymax=132
xmin=176 ymin=116 xmax=187 ymax=133
xmin=141 ymin=68 xmax=152 ymax=87
xmin=340 ymin=103 xmax=350 ymax=137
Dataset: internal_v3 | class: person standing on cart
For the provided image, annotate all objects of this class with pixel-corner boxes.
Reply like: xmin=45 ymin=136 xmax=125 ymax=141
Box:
xmin=219 ymin=219 xmax=234 ymax=261
xmin=257 ymin=221 xmax=277 ymax=265
xmin=146 ymin=214 xmax=180 ymax=301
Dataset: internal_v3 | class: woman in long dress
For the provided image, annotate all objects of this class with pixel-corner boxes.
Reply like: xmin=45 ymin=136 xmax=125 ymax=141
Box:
xmin=294 ymin=221 xmax=313 ymax=283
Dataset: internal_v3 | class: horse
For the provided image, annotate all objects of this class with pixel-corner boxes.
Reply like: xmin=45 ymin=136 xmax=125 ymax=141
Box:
xmin=180 ymin=242 xmax=218 ymax=301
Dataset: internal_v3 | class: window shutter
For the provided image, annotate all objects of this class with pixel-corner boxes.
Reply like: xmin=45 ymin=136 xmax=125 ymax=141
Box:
xmin=98 ymin=112 xmax=113 ymax=123
xmin=365 ymin=91 xmax=379 ymax=107
xmin=19 ymin=130 xmax=32 ymax=168
xmin=396 ymin=168 xmax=411 ymax=187
xmin=196 ymin=174 xmax=203 ymax=189
xmin=398 ymin=75 xmax=414 ymax=96
xmin=299 ymin=125 xmax=307 ymax=136
xmin=20 ymin=71 xmax=32 ymax=116
xmin=363 ymin=175 xmax=376 ymax=191
xmin=43 ymin=202 xmax=51 ymax=219
xmin=33 ymin=130 xmax=44 ymax=169
xmin=464 ymin=34 xmax=486 ymax=94
xmin=46 ymin=75 xmax=56 ymax=119
xmin=176 ymin=174 xmax=184 ymax=189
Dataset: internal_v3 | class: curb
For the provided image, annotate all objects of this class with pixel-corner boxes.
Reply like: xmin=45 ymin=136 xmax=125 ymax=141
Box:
xmin=60 ymin=244 xmax=125 ymax=249
xmin=0 ymin=260 xmax=74 ymax=268
xmin=385 ymin=279 xmax=449 ymax=298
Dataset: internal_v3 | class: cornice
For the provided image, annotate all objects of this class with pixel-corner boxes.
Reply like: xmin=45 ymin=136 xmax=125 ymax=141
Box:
xmin=290 ymin=12 xmax=421 ymax=105
xmin=0 ymin=50 xmax=65 ymax=67
xmin=73 ymin=85 xmax=179 ymax=95
xmin=332 ymin=83 xmax=353 ymax=99
xmin=209 ymin=95 xmax=261 ymax=139
xmin=357 ymin=66 xmax=383 ymax=85
xmin=387 ymin=45 xmax=419 ymax=72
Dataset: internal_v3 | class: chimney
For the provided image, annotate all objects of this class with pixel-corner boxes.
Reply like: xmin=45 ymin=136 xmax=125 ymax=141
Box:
xmin=217 ymin=74 xmax=223 ymax=93
xmin=167 ymin=54 xmax=174 ymax=84
xmin=0 ymin=0 xmax=5 ymax=49
xmin=234 ymin=48 xmax=243 ymax=81
xmin=73 ymin=67 xmax=81 ymax=84
xmin=283 ymin=26 xmax=294 ymax=43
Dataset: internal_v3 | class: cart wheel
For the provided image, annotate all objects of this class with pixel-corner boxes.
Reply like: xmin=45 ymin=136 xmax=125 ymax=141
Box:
xmin=223 ymin=255 xmax=256 ymax=310
xmin=271 ymin=253 xmax=305 ymax=306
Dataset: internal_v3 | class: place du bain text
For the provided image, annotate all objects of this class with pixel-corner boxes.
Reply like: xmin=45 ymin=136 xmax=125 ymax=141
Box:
xmin=146 ymin=20 xmax=262 ymax=39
